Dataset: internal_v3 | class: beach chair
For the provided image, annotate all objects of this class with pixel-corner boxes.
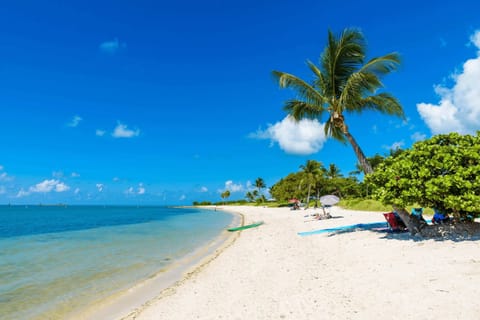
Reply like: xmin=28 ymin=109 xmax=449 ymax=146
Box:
xmin=411 ymin=207 xmax=427 ymax=223
xmin=383 ymin=212 xmax=407 ymax=232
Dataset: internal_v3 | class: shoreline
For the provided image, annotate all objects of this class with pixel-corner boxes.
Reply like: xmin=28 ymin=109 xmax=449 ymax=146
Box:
xmin=120 ymin=205 xmax=480 ymax=320
xmin=76 ymin=207 xmax=243 ymax=320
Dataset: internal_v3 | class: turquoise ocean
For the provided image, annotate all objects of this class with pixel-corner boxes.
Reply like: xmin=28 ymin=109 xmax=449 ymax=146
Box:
xmin=0 ymin=206 xmax=234 ymax=319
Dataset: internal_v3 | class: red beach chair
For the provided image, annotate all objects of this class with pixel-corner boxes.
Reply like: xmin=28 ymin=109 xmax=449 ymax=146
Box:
xmin=383 ymin=212 xmax=407 ymax=232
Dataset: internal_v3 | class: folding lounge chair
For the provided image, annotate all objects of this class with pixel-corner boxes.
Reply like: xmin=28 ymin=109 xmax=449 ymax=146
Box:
xmin=383 ymin=212 xmax=407 ymax=232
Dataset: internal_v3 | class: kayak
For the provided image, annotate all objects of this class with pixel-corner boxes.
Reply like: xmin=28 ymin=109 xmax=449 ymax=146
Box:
xmin=227 ymin=221 xmax=264 ymax=232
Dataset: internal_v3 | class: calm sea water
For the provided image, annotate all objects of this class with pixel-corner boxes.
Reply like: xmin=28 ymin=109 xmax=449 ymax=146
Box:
xmin=0 ymin=206 xmax=233 ymax=319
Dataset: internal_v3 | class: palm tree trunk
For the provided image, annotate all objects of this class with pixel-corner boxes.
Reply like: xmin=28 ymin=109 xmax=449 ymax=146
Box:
xmin=305 ymin=184 xmax=311 ymax=208
xmin=343 ymin=131 xmax=373 ymax=174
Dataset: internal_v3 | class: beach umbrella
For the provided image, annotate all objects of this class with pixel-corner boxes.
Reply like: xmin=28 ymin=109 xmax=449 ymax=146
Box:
xmin=319 ymin=195 xmax=340 ymax=206
xmin=288 ymin=198 xmax=299 ymax=203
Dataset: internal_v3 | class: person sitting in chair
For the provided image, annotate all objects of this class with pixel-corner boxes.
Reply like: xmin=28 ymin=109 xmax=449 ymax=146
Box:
xmin=411 ymin=207 xmax=426 ymax=222
xmin=432 ymin=208 xmax=450 ymax=224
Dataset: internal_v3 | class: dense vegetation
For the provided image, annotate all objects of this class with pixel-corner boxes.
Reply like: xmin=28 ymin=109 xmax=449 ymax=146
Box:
xmin=367 ymin=132 xmax=480 ymax=220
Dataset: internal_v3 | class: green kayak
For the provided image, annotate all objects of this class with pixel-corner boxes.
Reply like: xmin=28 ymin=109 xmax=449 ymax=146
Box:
xmin=227 ymin=221 xmax=264 ymax=232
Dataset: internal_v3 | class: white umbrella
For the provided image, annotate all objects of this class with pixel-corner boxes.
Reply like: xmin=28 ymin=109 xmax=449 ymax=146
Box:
xmin=320 ymin=195 xmax=340 ymax=206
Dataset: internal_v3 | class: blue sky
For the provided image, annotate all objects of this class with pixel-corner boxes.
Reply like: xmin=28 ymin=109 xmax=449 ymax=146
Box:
xmin=0 ymin=0 xmax=479 ymax=205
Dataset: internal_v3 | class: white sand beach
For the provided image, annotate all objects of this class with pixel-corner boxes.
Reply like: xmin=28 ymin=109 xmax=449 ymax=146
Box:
xmin=118 ymin=206 xmax=480 ymax=320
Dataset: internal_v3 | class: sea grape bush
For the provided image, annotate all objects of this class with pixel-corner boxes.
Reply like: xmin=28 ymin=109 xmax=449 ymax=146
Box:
xmin=366 ymin=132 xmax=480 ymax=219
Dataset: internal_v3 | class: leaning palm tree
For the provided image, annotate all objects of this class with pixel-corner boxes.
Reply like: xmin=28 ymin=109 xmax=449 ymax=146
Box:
xmin=300 ymin=160 xmax=322 ymax=208
xmin=273 ymin=28 xmax=404 ymax=174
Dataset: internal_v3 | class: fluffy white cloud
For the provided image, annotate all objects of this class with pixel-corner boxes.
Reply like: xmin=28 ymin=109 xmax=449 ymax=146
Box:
xmin=99 ymin=38 xmax=126 ymax=54
xmin=250 ymin=116 xmax=326 ymax=155
xmin=138 ymin=183 xmax=146 ymax=195
xmin=411 ymin=132 xmax=427 ymax=142
xmin=383 ymin=140 xmax=405 ymax=151
xmin=71 ymin=172 xmax=80 ymax=178
xmin=16 ymin=188 xmax=30 ymax=198
xmin=224 ymin=180 xmax=244 ymax=192
xmin=29 ymin=179 xmax=69 ymax=193
xmin=96 ymin=129 xmax=106 ymax=137
xmin=96 ymin=183 xmax=104 ymax=192
xmin=74 ymin=188 xmax=80 ymax=195
xmin=67 ymin=115 xmax=82 ymax=127
xmin=112 ymin=122 xmax=140 ymax=138
xmin=200 ymin=186 xmax=208 ymax=192
xmin=417 ymin=30 xmax=480 ymax=134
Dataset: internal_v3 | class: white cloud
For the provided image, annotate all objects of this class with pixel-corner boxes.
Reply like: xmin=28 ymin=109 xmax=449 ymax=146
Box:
xmin=96 ymin=183 xmax=104 ymax=192
xmin=224 ymin=180 xmax=244 ymax=192
xmin=125 ymin=184 xmax=146 ymax=195
xmin=179 ymin=194 xmax=186 ymax=201
xmin=0 ymin=186 xmax=6 ymax=194
xmin=67 ymin=115 xmax=82 ymax=127
xmin=71 ymin=172 xmax=80 ymax=178
xmin=16 ymin=188 xmax=30 ymax=198
xmin=417 ymin=30 xmax=480 ymax=135
xmin=471 ymin=31 xmax=480 ymax=49
xmin=112 ymin=122 xmax=140 ymax=138
xmin=200 ymin=186 xmax=208 ymax=192
xmin=411 ymin=132 xmax=427 ymax=142
xmin=96 ymin=129 xmax=106 ymax=137
xmin=55 ymin=182 xmax=70 ymax=192
xmin=52 ymin=171 xmax=64 ymax=178
xmin=0 ymin=166 xmax=13 ymax=182
xmin=74 ymin=188 xmax=80 ymax=195
xmin=99 ymin=38 xmax=126 ymax=54
xmin=0 ymin=172 xmax=12 ymax=182
xmin=250 ymin=116 xmax=326 ymax=155
xmin=383 ymin=140 xmax=405 ymax=151
xmin=113 ymin=177 xmax=120 ymax=182
xmin=29 ymin=179 xmax=69 ymax=193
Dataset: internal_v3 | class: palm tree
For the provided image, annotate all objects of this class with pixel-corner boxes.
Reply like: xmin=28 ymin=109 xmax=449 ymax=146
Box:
xmin=326 ymin=163 xmax=343 ymax=179
xmin=255 ymin=177 xmax=266 ymax=202
xmin=273 ymin=28 xmax=404 ymax=174
xmin=300 ymin=160 xmax=322 ymax=208
xmin=245 ymin=191 xmax=255 ymax=202
xmin=221 ymin=190 xmax=230 ymax=205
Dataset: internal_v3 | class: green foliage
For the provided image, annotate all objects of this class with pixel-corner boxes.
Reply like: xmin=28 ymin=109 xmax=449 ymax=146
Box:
xmin=366 ymin=132 xmax=480 ymax=218
xmin=270 ymin=172 xmax=305 ymax=202
xmin=270 ymin=161 xmax=364 ymax=201
xmin=339 ymin=198 xmax=393 ymax=212
xmin=192 ymin=201 xmax=212 ymax=206
xmin=214 ymin=199 xmax=249 ymax=206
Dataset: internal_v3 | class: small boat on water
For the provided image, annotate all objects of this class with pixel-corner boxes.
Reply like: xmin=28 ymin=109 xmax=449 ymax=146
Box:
xmin=227 ymin=221 xmax=264 ymax=232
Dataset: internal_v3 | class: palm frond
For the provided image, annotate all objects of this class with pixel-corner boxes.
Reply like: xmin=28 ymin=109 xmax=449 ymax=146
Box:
xmin=357 ymin=93 xmax=405 ymax=118
xmin=360 ymin=53 xmax=401 ymax=76
xmin=321 ymin=28 xmax=365 ymax=99
xmin=272 ymin=71 xmax=325 ymax=106
xmin=283 ymin=100 xmax=325 ymax=121
xmin=340 ymin=72 xmax=383 ymax=111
